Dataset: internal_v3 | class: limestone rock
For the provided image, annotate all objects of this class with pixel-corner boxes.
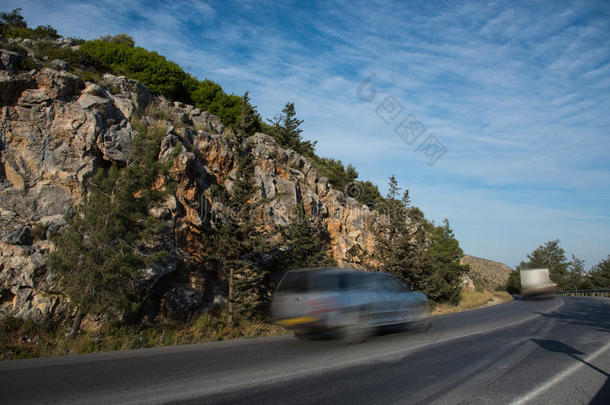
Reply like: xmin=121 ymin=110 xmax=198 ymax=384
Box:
xmin=0 ymin=61 xmax=388 ymax=321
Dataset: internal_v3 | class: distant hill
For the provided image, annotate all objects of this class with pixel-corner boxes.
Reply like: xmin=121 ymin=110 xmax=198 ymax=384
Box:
xmin=461 ymin=255 xmax=513 ymax=290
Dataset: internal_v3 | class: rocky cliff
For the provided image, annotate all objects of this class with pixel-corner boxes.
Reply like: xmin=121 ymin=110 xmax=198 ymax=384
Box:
xmin=0 ymin=43 xmax=382 ymax=321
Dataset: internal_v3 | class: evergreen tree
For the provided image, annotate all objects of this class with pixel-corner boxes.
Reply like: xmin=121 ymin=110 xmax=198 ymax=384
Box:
xmin=376 ymin=176 xmax=467 ymax=304
xmin=49 ymin=125 xmax=173 ymax=333
xmin=238 ymin=91 xmax=261 ymax=139
xmin=589 ymin=255 xmax=610 ymax=288
xmin=566 ymin=255 xmax=587 ymax=289
xmin=421 ymin=219 xmax=469 ymax=305
xmin=268 ymin=102 xmax=315 ymax=156
xmin=0 ymin=8 xmax=26 ymax=28
xmin=204 ymin=143 xmax=268 ymax=323
xmin=0 ymin=8 xmax=59 ymax=39
xmin=277 ymin=203 xmax=336 ymax=270
xmin=375 ymin=176 xmax=424 ymax=287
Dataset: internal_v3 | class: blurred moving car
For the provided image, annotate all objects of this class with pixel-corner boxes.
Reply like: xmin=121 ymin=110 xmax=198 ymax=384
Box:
xmin=520 ymin=268 xmax=557 ymax=300
xmin=271 ymin=268 xmax=430 ymax=342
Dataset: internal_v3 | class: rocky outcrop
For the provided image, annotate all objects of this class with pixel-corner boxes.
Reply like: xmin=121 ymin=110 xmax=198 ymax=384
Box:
xmin=0 ymin=47 xmax=382 ymax=320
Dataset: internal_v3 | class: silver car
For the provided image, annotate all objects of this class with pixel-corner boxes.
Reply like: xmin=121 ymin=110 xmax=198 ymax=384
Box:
xmin=271 ymin=268 xmax=430 ymax=342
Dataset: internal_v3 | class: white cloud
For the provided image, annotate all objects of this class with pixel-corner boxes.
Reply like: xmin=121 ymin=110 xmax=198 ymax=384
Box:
xmin=6 ymin=0 xmax=610 ymax=267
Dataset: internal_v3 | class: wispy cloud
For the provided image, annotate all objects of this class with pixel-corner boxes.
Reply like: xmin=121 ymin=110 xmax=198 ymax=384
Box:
xmin=6 ymin=0 xmax=610 ymax=267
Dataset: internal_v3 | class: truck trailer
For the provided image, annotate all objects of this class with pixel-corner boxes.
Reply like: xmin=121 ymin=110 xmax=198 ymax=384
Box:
xmin=520 ymin=268 xmax=557 ymax=300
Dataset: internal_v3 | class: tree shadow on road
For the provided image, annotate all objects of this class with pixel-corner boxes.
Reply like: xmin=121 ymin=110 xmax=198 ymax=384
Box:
xmin=531 ymin=339 xmax=608 ymax=377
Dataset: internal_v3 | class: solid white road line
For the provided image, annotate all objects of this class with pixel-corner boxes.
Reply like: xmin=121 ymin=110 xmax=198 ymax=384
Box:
xmin=509 ymin=339 xmax=610 ymax=405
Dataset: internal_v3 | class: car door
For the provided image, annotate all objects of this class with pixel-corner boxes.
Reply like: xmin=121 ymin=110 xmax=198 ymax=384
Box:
xmin=361 ymin=273 xmax=391 ymax=324
xmin=381 ymin=274 xmax=412 ymax=323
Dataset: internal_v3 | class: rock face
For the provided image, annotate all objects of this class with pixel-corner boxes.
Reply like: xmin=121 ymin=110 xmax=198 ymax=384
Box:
xmin=0 ymin=53 xmax=382 ymax=320
xmin=460 ymin=254 xmax=513 ymax=290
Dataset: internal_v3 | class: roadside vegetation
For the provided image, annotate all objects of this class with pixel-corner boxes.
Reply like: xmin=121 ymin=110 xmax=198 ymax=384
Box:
xmin=0 ymin=309 xmax=287 ymax=361
xmin=432 ymin=289 xmax=513 ymax=316
xmin=506 ymin=240 xmax=610 ymax=294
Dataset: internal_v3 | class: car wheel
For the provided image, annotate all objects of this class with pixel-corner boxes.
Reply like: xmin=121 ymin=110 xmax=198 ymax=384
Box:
xmin=343 ymin=309 xmax=372 ymax=344
xmin=410 ymin=318 xmax=431 ymax=332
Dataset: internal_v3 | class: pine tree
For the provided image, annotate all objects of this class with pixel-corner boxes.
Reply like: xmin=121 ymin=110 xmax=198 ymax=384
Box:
xmin=421 ymin=219 xmax=469 ymax=305
xmin=566 ymin=255 xmax=587 ymax=289
xmin=205 ymin=142 xmax=269 ymax=323
xmin=49 ymin=124 xmax=173 ymax=333
xmin=277 ymin=203 xmax=336 ymax=270
xmin=268 ymin=102 xmax=315 ymax=156
xmin=589 ymin=255 xmax=610 ymax=288
xmin=376 ymin=176 xmax=468 ymax=304
xmin=375 ymin=176 xmax=423 ymax=285
xmin=237 ymin=91 xmax=261 ymax=139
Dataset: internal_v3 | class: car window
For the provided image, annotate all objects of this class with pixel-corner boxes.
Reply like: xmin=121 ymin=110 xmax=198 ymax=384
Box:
xmin=309 ymin=273 xmax=342 ymax=291
xmin=278 ymin=271 xmax=349 ymax=292
xmin=277 ymin=272 xmax=309 ymax=292
xmin=345 ymin=273 xmax=373 ymax=290
xmin=381 ymin=275 xmax=406 ymax=293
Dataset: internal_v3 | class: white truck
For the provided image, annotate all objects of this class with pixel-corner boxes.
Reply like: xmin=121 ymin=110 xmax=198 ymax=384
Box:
xmin=520 ymin=268 xmax=557 ymax=299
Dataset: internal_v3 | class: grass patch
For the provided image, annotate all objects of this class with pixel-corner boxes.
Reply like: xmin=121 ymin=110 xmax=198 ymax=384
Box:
xmin=432 ymin=289 xmax=513 ymax=316
xmin=0 ymin=310 xmax=288 ymax=361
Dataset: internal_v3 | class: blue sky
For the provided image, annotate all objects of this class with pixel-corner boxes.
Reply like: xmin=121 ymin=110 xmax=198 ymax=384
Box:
xmin=7 ymin=0 xmax=610 ymax=268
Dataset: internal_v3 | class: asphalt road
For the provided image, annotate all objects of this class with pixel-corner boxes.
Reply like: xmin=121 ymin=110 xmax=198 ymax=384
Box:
xmin=1 ymin=297 xmax=608 ymax=404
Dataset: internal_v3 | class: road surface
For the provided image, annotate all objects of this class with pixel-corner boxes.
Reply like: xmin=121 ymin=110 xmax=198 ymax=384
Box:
xmin=1 ymin=297 xmax=608 ymax=404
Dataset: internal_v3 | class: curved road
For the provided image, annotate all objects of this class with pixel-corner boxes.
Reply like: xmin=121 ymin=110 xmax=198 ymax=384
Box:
xmin=1 ymin=297 xmax=608 ymax=404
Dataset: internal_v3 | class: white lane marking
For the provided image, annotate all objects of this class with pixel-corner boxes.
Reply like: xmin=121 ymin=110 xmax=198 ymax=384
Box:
xmin=142 ymin=299 xmax=566 ymax=404
xmin=509 ymin=339 xmax=610 ymax=405
xmin=426 ymin=316 xmax=560 ymax=405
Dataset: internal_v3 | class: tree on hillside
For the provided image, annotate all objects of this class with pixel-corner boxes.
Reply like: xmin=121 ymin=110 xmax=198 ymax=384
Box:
xmin=0 ymin=8 xmax=26 ymax=28
xmin=589 ymin=255 xmax=610 ymax=288
xmin=354 ymin=180 xmax=384 ymax=208
xmin=566 ymin=255 xmax=588 ymax=289
xmin=49 ymin=124 xmax=174 ymax=335
xmin=0 ymin=8 xmax=59 ymax=39
xmin=237 ymin=91 xmax=261 ymax=139
xmin=516 ymin=239 xmax=570 ymax=289
xmin=421 ymin=219 xmax=469 ymax=305
xmin=276 ymin=203 xmax=336 ymax=270
xmin=375 ymin=176 xmax=425 ymax=288
xmin=267 ymin=102 xmax=316 ymax=157
xmin=376 ymin=176 xmax=468 ymax=304
xmin=204 ymin=143 xmax=269 ymax=323
xmin=312 ymin=157 xmax=358 ymax=194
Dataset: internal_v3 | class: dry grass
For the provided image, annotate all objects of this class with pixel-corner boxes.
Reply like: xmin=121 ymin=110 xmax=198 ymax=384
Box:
xmin=0 ymin=311 xmax=289 ymax=361
xmin=432 ymin=290 xmax=513 ymax=316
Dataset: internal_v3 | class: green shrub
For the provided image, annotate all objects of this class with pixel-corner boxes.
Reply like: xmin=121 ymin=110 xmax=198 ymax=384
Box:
xmin=0 ymin=42 xmax=27 ymax=55
xmin=34 ymin=41 xmax=110 ymax=72
xmin=80 ymin=40 xmax=193 ymax=101
xmin=1 ymin=9 xmax=59 ymax=40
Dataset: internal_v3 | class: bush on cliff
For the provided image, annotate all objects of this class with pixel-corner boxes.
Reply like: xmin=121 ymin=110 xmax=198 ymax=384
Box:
xmin=0 ymin=8 xmax=59 ymax=40
xmin=79 ymin=39 xmax=194 ymax=102
xmin=49 ymin=123 xmax=174 ymax=332
xmin=79 ymin=38 xmax=248 ymax=129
